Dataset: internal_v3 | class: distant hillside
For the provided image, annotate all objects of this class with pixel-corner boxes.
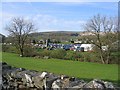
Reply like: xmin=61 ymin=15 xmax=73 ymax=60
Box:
xmin=4 ymin=31 xmax=82 ymax=43
xmin=29 ymin=31 xmax=80 ymax=41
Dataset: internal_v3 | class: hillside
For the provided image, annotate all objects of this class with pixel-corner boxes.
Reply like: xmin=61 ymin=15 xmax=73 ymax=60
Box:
xmin=4 ymin=31 xmax=82 ymax=43
xmin=29 ymin=31 xmax=80 ymax=41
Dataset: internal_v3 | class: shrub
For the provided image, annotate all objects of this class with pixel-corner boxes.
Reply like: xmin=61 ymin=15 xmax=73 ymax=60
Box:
xmin=74 ymin=52 xmax=82 ymax=61
xmin=65 ymin=51 xmax=75 ymax=60
xmin=23 ymin=45 xmax=38 ymax=57
xmin=39 ymin=50 xmax=51 ymax=57
xmin=80 ymin=52 xmax=101 ymax=63
xmin=2 ymin=44 xmax=9 ymax=52
xmin=109 ymin=52 xmax=120 ymax=64
xmin=109 ymin=55 xmax=118 ymax=64
xmin=65 ymin=51 xmax=81 ymax=61
xmin=2 ymin=45 xmax=19 ymax=53
xmin=50 ymin=49 xmax=66 ymax=59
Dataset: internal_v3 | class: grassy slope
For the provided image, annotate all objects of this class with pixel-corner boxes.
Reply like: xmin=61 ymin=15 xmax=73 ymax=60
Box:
xmin=2 ymin=52 xmax=118 ymax=82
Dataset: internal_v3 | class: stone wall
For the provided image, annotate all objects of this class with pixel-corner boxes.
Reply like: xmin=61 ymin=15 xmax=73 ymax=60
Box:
xmin=1 ymin=62 xmax=117 ymax=90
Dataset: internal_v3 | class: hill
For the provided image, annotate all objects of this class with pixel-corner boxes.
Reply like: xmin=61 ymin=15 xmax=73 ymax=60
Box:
xmin=29 ymin=31 xmax=80 ymax=41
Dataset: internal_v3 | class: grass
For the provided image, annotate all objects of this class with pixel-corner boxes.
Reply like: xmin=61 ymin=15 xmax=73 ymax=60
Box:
xmin=2 ymin=52 xmax=118 ymax=83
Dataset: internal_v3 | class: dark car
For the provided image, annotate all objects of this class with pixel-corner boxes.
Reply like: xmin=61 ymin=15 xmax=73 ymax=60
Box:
xmin=63 ymin=44 xmax=72 ymax=50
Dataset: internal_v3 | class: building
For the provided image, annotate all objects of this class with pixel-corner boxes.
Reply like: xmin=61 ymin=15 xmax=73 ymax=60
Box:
xmin=80 ymin=44 xmax=94 ymax=51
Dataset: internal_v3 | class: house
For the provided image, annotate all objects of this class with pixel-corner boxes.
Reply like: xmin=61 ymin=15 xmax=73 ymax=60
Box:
xmin=39 ymin=39 xmax=45 ymax=44
xmin=102 ymin=46 xmax=108 ymax=51
xmin=74 ymin=41 xmax=82 ymax=44
xmin=80 ymin=44 xmax=94 ymax=51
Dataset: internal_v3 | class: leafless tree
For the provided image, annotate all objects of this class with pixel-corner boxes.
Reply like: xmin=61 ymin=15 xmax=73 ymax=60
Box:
xmin=6 ymin=17 xmax=36 ymax=56
xmin=84 ymin=14 xmax=117 ymax=64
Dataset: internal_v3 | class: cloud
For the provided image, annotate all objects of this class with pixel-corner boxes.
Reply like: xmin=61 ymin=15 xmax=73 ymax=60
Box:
xmin=0 ymin=11 xmax=21 ymax=35
xmin=32 ymin=14 xmax=86 ymax=31
xmin=2 ymin=2 xmax=117 ymax=35
xmin=0 ymin=11 xmax=86 ymax=35
xmin=1 ymin=12 xmax=18 ymax=28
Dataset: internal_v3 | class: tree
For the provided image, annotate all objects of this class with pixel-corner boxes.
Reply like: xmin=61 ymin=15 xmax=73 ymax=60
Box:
xmin=6 ymin=17 xmax=36 ymax=56
xmin=83 ymin=14 xmax=117 ymax=64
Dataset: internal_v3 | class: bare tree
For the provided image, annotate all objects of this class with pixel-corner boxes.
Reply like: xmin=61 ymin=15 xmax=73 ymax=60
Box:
xmin=84 ymin=14 xmax=117 ymax=64
xmin=6 ymin=17 xmax=36 ymax=56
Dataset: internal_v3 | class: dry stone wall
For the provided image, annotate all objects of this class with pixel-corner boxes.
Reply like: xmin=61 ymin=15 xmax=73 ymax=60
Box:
xmin=1 ymin=62 xmax=117 ymax=90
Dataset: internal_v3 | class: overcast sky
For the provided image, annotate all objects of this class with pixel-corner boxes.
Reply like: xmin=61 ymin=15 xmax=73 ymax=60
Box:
xmin=1 ymin=2 xmax=118 ymax=36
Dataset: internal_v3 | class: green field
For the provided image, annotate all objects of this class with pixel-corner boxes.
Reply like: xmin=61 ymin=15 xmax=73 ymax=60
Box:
xmin=2 ymin=52 xmax=118 ymax=83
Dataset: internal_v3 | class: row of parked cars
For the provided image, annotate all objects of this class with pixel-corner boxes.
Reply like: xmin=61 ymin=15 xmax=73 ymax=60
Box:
xmin=33 ymin=43 xmax=94 ymax=52
xmin=48 ymin=43 xmax=85 ymax=52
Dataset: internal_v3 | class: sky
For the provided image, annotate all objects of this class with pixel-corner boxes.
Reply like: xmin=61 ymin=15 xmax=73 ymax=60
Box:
xmin=1 ymin=1 xmax=118 ymax=36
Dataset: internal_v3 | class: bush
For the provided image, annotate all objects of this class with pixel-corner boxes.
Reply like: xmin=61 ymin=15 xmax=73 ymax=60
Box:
xmin=23 ymin=45 xmax=38 ymax=57
xmin=2 ymin=45 xmax=19 ymax=53
xmin=109 ymin=55 xmax=118 ymax=64
xmin=74 ymin=52 xmax=82 ymax=61
xmin=39 ymin=49 xmax=51 ymax=57
xmin=65 ymin=51 xmax=82 ymax=61
xmin=2 ymin=44 xmax=9 ymax=52
xmin=65 ymin=51 xmax=75 ymax=60
xmin=80 ymin=52 xmax=100 ymax=63
xmin=109 ymin=52 xmax=120 ymax=64
xmin=50 ymin=49 xmax=66 ymax=59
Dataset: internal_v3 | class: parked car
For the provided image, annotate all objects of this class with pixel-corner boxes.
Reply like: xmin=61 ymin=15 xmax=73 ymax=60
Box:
xmin=63 ymin=44 xmax=72 ymax=50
